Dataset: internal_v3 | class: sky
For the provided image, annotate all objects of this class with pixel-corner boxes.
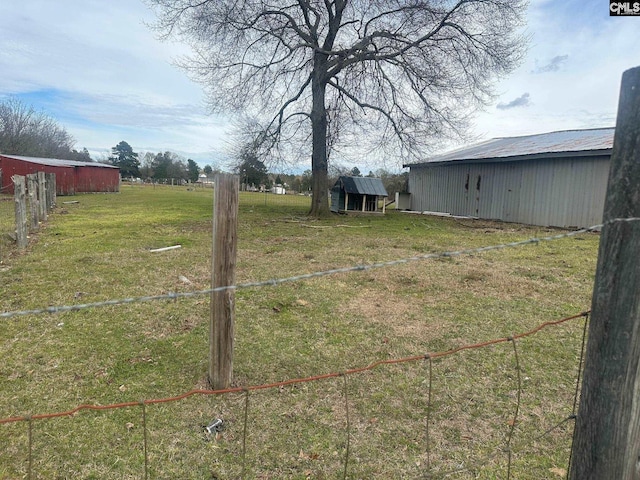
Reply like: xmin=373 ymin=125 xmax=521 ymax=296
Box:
xmin=0 ymin=0 xmax=638 ymax=172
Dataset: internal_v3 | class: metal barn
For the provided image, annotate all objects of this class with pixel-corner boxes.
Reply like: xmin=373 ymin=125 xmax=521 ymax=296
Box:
xmin=0 ymin=154 xmax=120 ymax=195
xmin=403 ymin=128 xmax=614 ymax=228
xmin=330 ymin=176 xmax=388 ymax=214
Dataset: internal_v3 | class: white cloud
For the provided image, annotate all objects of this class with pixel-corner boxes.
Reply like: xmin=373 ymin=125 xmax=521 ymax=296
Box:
xmin=470 ymin=0 xmax=640 ymax=142
xmin=0 ymin=0 xmax=225 ymax=158
xmin=497 ymin=93 xmax=531 ymax=110
xmin=531 ymin=55 xmax=569 ymax=74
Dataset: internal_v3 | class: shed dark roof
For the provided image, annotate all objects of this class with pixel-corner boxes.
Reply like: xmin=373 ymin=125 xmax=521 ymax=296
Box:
xmin=334 ymin=176 xmax=388 ymax=196
xmin=0 ymin=154 xmax=118 ymax=169
xmin=404 ymin=127 xmax=614 ymax=167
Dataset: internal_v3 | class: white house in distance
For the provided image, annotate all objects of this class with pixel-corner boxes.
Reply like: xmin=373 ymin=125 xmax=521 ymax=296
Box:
xmin=402 ymin=128 xmax=614 ymax=229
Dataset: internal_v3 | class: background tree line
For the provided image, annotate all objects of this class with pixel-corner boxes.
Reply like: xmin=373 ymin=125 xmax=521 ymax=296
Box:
xmin=234 ymin=150 xmax=407 ymax=198
xmin=257 ymin=168 xmax=407 ymax=198
xmin=110 ymin=141 xmax=199 ymax=183
xmin=0 ymin=97 xmax=92 ymax=161
xmin=0 ymin=94 xmax=406 ymax=195
xmin=231 ymin=138 xmax=407 ymax=197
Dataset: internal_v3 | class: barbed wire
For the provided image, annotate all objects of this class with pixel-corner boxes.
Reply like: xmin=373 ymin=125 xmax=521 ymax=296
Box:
xmin=3 ymin=217 xmax=639 ymax=320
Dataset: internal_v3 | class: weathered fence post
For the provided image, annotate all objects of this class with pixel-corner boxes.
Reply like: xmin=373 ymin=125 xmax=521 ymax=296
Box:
xmin=569 ymin=66 xmax=640 ymax=479
xmin=45 ymin=173 xmax=56 ymax=209
xmin=12 ymin=175 xmax=28 ymax=249
xmin=209 ymin=173 xmax=239 ymax=389
xmin=37 ymin=171 xmax=47 ymax=223
xmin=27 ymin=174 xmax=39 ymax=231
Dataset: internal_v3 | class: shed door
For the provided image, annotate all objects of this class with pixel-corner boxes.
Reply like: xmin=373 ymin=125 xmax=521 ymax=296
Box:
xmin=502 ymin=164 xmax=522 ymax=222
xmin=330 ymin=189 xmax=343 ymax=212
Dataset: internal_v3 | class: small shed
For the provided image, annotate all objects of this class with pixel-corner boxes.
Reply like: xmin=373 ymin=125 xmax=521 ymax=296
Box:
xmin=0 ymin=154 xmax=120 ymax=195
xmin=330 ymin=176 xmax=388 ymax=214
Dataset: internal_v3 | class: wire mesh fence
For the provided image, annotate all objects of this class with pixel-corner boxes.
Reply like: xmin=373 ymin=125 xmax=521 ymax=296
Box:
xmin=239 ymin=190 xmax=314 ymax=209
xmin=1 ymin=311 xmax=588 ymax=479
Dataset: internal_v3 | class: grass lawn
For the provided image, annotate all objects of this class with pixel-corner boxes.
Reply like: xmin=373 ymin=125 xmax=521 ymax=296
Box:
xmin=0 ymin=184 xmax=599 ymax=479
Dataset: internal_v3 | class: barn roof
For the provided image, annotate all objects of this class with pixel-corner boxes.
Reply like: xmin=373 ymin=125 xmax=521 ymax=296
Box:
xmin=334 ymin=176 xmax=388 ymax=196
xmin=0 ymin=154 xmax=118 ymax=169
xmin=404 ymin=127 xmax=614 ymax=167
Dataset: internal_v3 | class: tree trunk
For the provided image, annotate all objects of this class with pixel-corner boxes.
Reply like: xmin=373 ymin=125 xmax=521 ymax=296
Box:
xmin=309 ymin=53 xmax=330 ymax=217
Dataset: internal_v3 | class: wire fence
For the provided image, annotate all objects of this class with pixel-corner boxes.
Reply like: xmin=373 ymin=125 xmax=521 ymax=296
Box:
xmin=2 ymin=181 xmax=311 ymax=263
xmin=123 ymin=181 xmax=316 ymax=209
xmin=3 ymin=180 xmax=392 ymax=263
xmin=1 ymin=311 xmax=589 ymax=479
xmin=239 ymin=190 xmax=314 ymax=209
xmin=2 ymin=215 xmax=637 ymax=478
xmin=2 ymin=218 xmax=628 ymax=319
xmin=126 ymin=182 xmax=395 ymax=210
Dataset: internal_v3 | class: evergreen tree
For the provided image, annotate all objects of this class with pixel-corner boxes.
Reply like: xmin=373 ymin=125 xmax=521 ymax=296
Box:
xmin=109 ymin=141 xmax=140 ymax=177
xmin=187 ymin=158 xmax=200 ymax=183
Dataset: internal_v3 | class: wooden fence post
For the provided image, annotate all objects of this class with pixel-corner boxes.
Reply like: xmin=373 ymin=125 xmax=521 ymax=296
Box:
xmin=209 ymin=173 xmax=239 ymax=390
xmin=27 ymin=174 xmax=39 ymax=231
xmin=45 ymin=173 xmax=56 ymax=209
xmin=569 ymin=66 xmax=640 ymax=479
xmin=52 ymin=173 xmax=57 ymax=207
xmin=12 ymin=175 xmax=28 ymax=249
xmin=37 ymin=171 xmax=47 ymax=223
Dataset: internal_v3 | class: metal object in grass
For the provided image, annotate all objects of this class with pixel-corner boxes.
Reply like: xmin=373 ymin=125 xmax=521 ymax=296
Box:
xmin=204 ymin=418 xmax=224 ymax=435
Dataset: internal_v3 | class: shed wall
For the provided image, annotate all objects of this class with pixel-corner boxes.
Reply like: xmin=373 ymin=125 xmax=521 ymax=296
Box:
xmin=407 ymin=156 xmax=610 ymax=228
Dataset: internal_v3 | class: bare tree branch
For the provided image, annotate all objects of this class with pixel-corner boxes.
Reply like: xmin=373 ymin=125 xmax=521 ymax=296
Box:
xmin=146 ymin=0 xmax=528 ymax=215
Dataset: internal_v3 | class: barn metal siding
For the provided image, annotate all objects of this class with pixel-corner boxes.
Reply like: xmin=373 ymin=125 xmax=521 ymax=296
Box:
xmin=0 ymin=155 xmax=76 ymax=195
xmin=407 ymin=156 xmax=610 ymax=228
xmin=0 ymin=155 xmax=120 ymax=195
xmin=76 ymin=166 xmax=120 ymax=193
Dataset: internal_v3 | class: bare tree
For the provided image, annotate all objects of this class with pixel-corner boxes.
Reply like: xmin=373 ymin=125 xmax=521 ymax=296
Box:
xmin=0 ymin=97 xmax=76 ymax=159
xmin=148 ymin=0 xmax=527 ymax=216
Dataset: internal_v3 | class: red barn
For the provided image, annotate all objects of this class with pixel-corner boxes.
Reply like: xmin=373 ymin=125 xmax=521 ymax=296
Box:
xmin=0 ymin=154 xmax=120 ymax=195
